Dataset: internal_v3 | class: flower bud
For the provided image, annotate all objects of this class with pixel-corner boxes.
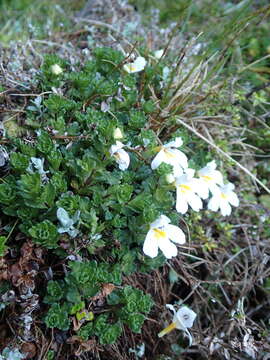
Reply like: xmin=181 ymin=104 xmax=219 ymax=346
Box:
xmin=51 ymin=64 xmax=63 ymax=75
xmin=154 ymin=49 xmax=164 ymax=59
xmin=113 ymin=128 xmax=123 ymax=140
xmin=166 ymin=173 xmax=175 ymax=184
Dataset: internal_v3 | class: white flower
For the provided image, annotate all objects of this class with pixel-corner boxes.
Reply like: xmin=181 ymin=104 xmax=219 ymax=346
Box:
xmin=151 ymin=137 xmax=188 ymax=175
xmin=175 ymin=169 xmax=203 ymax=214
xmin=123 ymin=57 xmax=146 ymax=73
xmin=154 ymin=49 xmax=164 ymax=59
xmin=143 ymin=215 xmax=185 ymax=259
xmin=197 ymin=160 xmax=224 ymax=199
xmin=113 ymin=127 xmax=123 ymax=140
xmin=51 ymin=64 xmax=63 ymax=75
xmin=208 ymin=182 xmax=239 ymax=216
xmin=158 ymin=304 xmax=197 ymax=346
xmin=109 ymin=141 xmax=130 ymax=171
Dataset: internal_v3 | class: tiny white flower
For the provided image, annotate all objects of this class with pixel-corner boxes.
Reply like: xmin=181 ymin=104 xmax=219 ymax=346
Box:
xmin=113 ymin=127 xmax=123 ymax=140
xmin=197 ymin=160 xmax=224 ymax=199
xmin=123 ymin=56 xmax=146 ymax=73
xmin=109 ymin=141 xmax=130 ymax=171
xmin=158 ymin=304 xmax=197 ymax=346
xmin=143 ymin=215 xmax=185 ymax=259
xmin=51 ymin=64 xmax=63 ymax=75
xmin=151 ymin=137 xmax=188 ymax=175
xmin=208 ymin=182 xmax=239 ymax=216
xmin=154 ymin=49 xmax=165 ymax=59
xmin=175 ymin=169 xmax=203 ymax=214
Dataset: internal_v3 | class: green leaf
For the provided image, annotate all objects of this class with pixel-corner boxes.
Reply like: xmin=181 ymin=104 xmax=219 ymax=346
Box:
xmin=45 ymin=303 xmax=70 ymax=331
xmin=29 ymin=220 xmax=59 ymax=249
xmin=128 ymin=110 xmax=146 ymax=129
xmin=128 ymin=193 xmax=152 ymax=212
xmin=99 ymin=323 xmax=122 ymax=345
xmin=48 ymin=149 xmax=62 ymax=171
xmin=36 ymin=131 xmax=54 ymax=154
xmin=17 ymin=172 xmax=45 ymax=208
xmin=126 ymin=313 xmax=145 ymax=333
xmin=41 ymin=183 xmax=56 ymax=207
xmin=44 ymin=280 xmax=64 ymax=304
xmin=0 ymin=236 xmax=7 ymax=256
xmin=0 ymin=183 xmax=16 ymax=205
xmin=10 ymin=152 xmax=29 ymax=171
xmin=78 ymin=322 xmax=94 ymax=341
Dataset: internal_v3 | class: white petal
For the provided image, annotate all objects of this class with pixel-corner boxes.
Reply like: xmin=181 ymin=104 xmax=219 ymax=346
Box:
xmin=206 ymin=160 xmax=217 ymax=170
xmin=208 ymin=183 xmax=220 ymax=195
xmin=176 ymin=188 xmax=189 ymax=214
xmin=116 ymin=149 xmax=130 ymax=170
xmin=134 ymin=56 xmax=146 ymax=70
xmin=208 ymin=196 xmax=220 ymax=212
xmin=166 ymin=304 xmax=176 ymax=315
xmin=184 ymin=168 xmax=195 ymax=178
xmin=212 ymin=170 xmax=224 ymax=185
xmin=222 ymin=182 xmax=235 ymax=192
xmin=194 ymin=179 xmax=209 ymax=199
xmin=175 ymin=174 xmax=188 ymax=186
xmin=228 ymin=191 xmax=239 ymax=207
xmin=109 ymin=141 xmax=124 ymax=155
xmin=165 ymin=224 xmax=186 ymax=244
xmin=158 ymin=238 xmax=178 ymax=259
xmin=175 ymin=306 xmax=197 ymax=329
xmin=123 ymin=63 xmax=132 ymax=73
xmin=187 ymin=193 xmax=203 ymax=212
xmin=151 ymin=149 xmax=166 ymax=170
xmin=164 ymin=137 xmax=183 ymax=148
xmin=220 ymin=200 xmax=232 ymax=216
xmin=172 ymin=165 xmax=183 ymax=178
xmin=166 ymin=148 xmax=188 ymax=169
xmin=150 ymin=214 xmax=171 ymax=228
xmin=143 ymin=230 xmax=159 ymax=258
xmin=159 ymin=214 xmax=171 ymax=226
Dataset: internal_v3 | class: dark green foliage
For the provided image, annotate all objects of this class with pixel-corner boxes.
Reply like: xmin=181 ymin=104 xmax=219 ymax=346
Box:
xmin=0 ymin=47 xmax=184 ymax=345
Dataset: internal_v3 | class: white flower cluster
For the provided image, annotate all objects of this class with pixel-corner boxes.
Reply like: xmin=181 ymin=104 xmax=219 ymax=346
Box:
xmin=109 ymin=136 xmax=239 ymax=259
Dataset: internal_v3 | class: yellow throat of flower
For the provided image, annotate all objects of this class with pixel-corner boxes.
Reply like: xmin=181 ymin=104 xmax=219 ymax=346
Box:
xmin=127 ymin=64 xmax=136 ymax=72
xmin=164 ymin=149 xmax=176 ymax=159
xmin=221 ymin=193 xmax=228 ymax=199
xmin=202 ymin=175 xmax=214 ymax=182
xmin=158 ymin=322 xmax=177 ymax=338
xmin=153 ymin=228 xmax=167 ymax=240
xmin=178 ymin=184 xmax=191 ymax=194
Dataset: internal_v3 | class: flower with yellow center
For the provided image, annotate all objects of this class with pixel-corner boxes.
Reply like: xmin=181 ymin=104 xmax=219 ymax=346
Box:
xmin=109 ymin=141 xmax=130 ymax=171
xmin=151 ymin=137 xmax=188 ymax=176
xmin=143 ymin=215 xmax=185 ymax=259
xmin=123 ymin=57 xmax=146 ymax=73
xmin=51 ymin=64 xmax=63 ymax=75
xmin=175 ymin=169 xmax=203 ymax=214
xmin=158 ymin=304 xmax=197 ymax=346
xmin=208 ymin=182 xmax=239 ymax=216
xmin=197 ymin=160 xmax=224 ymax=199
